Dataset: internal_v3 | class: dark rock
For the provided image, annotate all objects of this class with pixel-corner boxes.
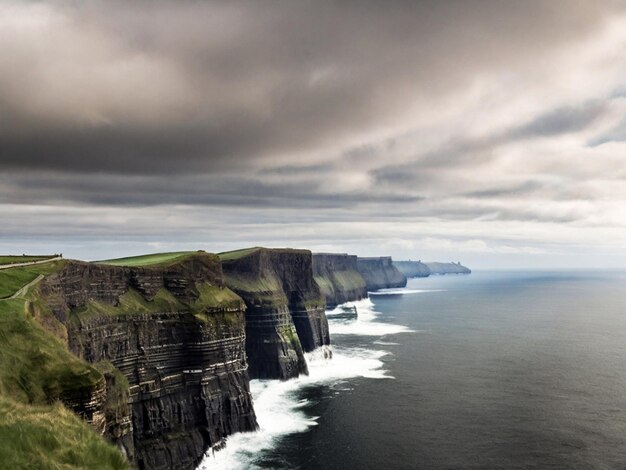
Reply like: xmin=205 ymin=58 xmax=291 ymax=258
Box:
xmin=37 ymin=253 xmax=257 ymax=470
xmin=220 ymin=248 xmax=329 ymax=380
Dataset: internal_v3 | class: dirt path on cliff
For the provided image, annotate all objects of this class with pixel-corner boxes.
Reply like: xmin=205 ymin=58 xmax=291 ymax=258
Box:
xmin=0 ymin=274 xmax=46 ymax=301
xmin=0 ymin=256 xmax=63 ymax=270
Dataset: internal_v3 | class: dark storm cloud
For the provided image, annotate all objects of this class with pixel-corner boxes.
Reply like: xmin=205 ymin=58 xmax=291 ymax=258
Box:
xmin=373 ymin=101 xmax=608 ymax=188
xmin=509 ymin=104 xmax=606 ymax=139
xmin=0 ymin=0 xmax=618 ymax=177
xmin=1 ymin=0 xmax=626 ymax=267
xmin=0 ymin=171 xmax=421 ymax=208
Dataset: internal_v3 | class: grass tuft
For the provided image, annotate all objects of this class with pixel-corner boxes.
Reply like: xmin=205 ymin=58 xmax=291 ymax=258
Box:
xmin=0 ymin=396 xmax=129 ymax=469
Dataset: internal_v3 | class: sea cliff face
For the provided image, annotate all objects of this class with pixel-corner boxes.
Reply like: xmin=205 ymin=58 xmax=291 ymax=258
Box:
xmin=425 ymin=262 xmax=471 ymax=275
xmin=220 ymin=248 xmax=329 ymax=380
xmin=312 ymin=253 xmax=368 ymax=308
xmin=36 ymin=253 xmax=257 ymax=470
xmin=356 ymin=257 xmax=407 ymax=291
xmin=393 ymin=260 xmax=432 ymax=278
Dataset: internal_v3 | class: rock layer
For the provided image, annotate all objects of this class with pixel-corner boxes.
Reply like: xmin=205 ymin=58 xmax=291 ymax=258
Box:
xmin=220 ymin=248 xmax=329 ymax=380
xmin=37 ymin=253 xmax=257 ymax=470
xmin=356 ymin=257 xmax=407 ymax=291
xmin=393 ymin=260 xmax=432 ymax=278
xmin=312 ymin=253 xmax=368 ymax=308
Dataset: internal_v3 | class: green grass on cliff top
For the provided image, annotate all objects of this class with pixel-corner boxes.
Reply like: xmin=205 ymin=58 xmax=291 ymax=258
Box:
xmin=95 ymin=251 xmax=196 ymax=267
xmin=0 ymin=261 xmax=64 ymax=299
xmin=0 ymin=255 xmax=57 ymax=266
xmin=218 ymin=246 xmax=312 ymax=262
xmin=218 ymin=247 xmax=262 ymax=261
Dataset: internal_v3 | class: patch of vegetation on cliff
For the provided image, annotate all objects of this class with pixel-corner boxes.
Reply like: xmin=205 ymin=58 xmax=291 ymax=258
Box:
xmin=279 ymin=325 xmax=302 ymax=350
xmin=72 ymin=288 xmax=184 ymax=319
xmin=314 ymin=270 xmax=365 ymax=298
xmin=192 ymin=283 xmax=244 ymax=311
xmin=0 ymin=261 xmax=64 ymax=299
xmin=313 ymin=275 xmax=333 ymax=297
xmin=71 ymin=283 xmax=245 ymax=321
xmin=96 ymin=251 xmax=197 ymax=267
xmin=222 ymin=273 xmax=287 ymax=307
xmin=94 ymin=361 xmax=130 ymax=432
xmin=332 ymin=270 xmax=367 ymax=291
xmin=0 ymin=396 xmax=129 ymax=470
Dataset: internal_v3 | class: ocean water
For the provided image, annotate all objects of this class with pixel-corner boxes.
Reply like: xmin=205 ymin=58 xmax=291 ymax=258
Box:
xmin=201 ymin=271 xmax=626 ymax=469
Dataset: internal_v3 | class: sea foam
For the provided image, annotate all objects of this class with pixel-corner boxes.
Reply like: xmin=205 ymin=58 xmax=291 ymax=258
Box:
xmin=200 ymin=292 xmax=415 ymax=469
xmin=327 ymin=297 xmax=415 ymax=336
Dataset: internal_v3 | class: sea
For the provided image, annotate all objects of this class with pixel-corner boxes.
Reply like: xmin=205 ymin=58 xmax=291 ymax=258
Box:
xmin=200 ymin=270 xmax=626 ymax=469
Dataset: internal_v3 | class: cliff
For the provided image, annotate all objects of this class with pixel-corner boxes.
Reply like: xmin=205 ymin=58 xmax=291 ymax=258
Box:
xmin=312 ymin=253 xmax=368 ymax=308
xmin=34 ymin=252 xmax=257 ymax=470
xmin=0 ymin=260 xmax=129 ymax=469
xmin=425 ymin=261 xmax=471 ymax=275
xmin=220 ymin=247 xmax=329 ymax=380
xmin=393 ymin=260 xmax=432 ymax=278
xmin=356 ymin=257 xmax=407 ymax=291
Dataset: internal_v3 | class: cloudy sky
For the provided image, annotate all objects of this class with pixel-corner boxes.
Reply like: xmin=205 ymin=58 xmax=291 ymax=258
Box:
xmin=1 ymin=0 xmax=626 ymax=268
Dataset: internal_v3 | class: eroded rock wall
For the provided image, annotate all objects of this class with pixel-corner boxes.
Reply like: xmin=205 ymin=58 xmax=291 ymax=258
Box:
xmin=356 ymin=257 xmax=407 ymax=291
xmin=221 ymin=248 xmax=329 ymax=380
xmin=38 ymin=254 xmax=257 ymax=470
xmin=312 ymin=253 xmax=368 ymax=308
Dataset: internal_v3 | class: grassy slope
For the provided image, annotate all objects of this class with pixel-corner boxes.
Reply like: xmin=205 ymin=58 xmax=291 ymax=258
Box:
xmin=73 ymin=288 xmax=184 ymax=320
xmin=313 ymin=275 xmax=333 ymax=297
xmin=0 ymin=255 xmax=56 ymax=266
xmin=0 ymin=397 xmax=128 ymax=470
xmin=0 ymin=264 xmax=130 ymax=469
xmin=0 ymin=261 xmax=64 ymax=299
xmin=73 ymin=283 xmax=242 ymax=321
xmin=193 ymin=283 xmax=243 ymax=311
xmin=96 ymin=251 xmax=196 ymax=267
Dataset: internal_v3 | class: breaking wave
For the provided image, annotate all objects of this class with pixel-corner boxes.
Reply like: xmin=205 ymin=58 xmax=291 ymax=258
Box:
xmin=200 ymin=291 xmax=416 ymax=469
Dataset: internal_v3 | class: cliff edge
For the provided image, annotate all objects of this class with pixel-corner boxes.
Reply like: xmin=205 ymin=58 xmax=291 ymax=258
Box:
xmin=312 ymin=253 xmax=367 ymax=308
xmin=393 ymin=260 xmax=432 ymax=278
xmin=220 ymin=247 xmax=329 ymax=380
xmin=425 ymin=261 xmax=471 ymax=275
xmin=35 ymin=252 xmax=257 ymax=470
xmin=356 ymin=257 xmax=407 ymax=291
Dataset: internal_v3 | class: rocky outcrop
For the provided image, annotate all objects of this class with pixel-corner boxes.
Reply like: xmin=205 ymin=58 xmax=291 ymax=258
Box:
xmin=220 ymin=248 xmax=329 ymax=380
xmin=356 ymin=257 xmax=407 ymax=291
xmin=312 ymin=253 xmax=368 ymax=308
xmin=425 ymin=261 xmax=471 ymax=275
xmin=393 ymin=260 xmax=432 ymax=278
xmin=37 ymin=253 xmax=257 ymax=470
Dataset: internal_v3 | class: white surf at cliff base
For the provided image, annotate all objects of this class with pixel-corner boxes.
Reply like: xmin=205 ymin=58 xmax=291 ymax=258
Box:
xmin=199 ymin=293 xmax=416 ymax=469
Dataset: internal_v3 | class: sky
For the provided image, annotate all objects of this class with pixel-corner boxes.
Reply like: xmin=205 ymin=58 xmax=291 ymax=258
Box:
xmin=1 ymin=0 xmax=626 ymax=269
